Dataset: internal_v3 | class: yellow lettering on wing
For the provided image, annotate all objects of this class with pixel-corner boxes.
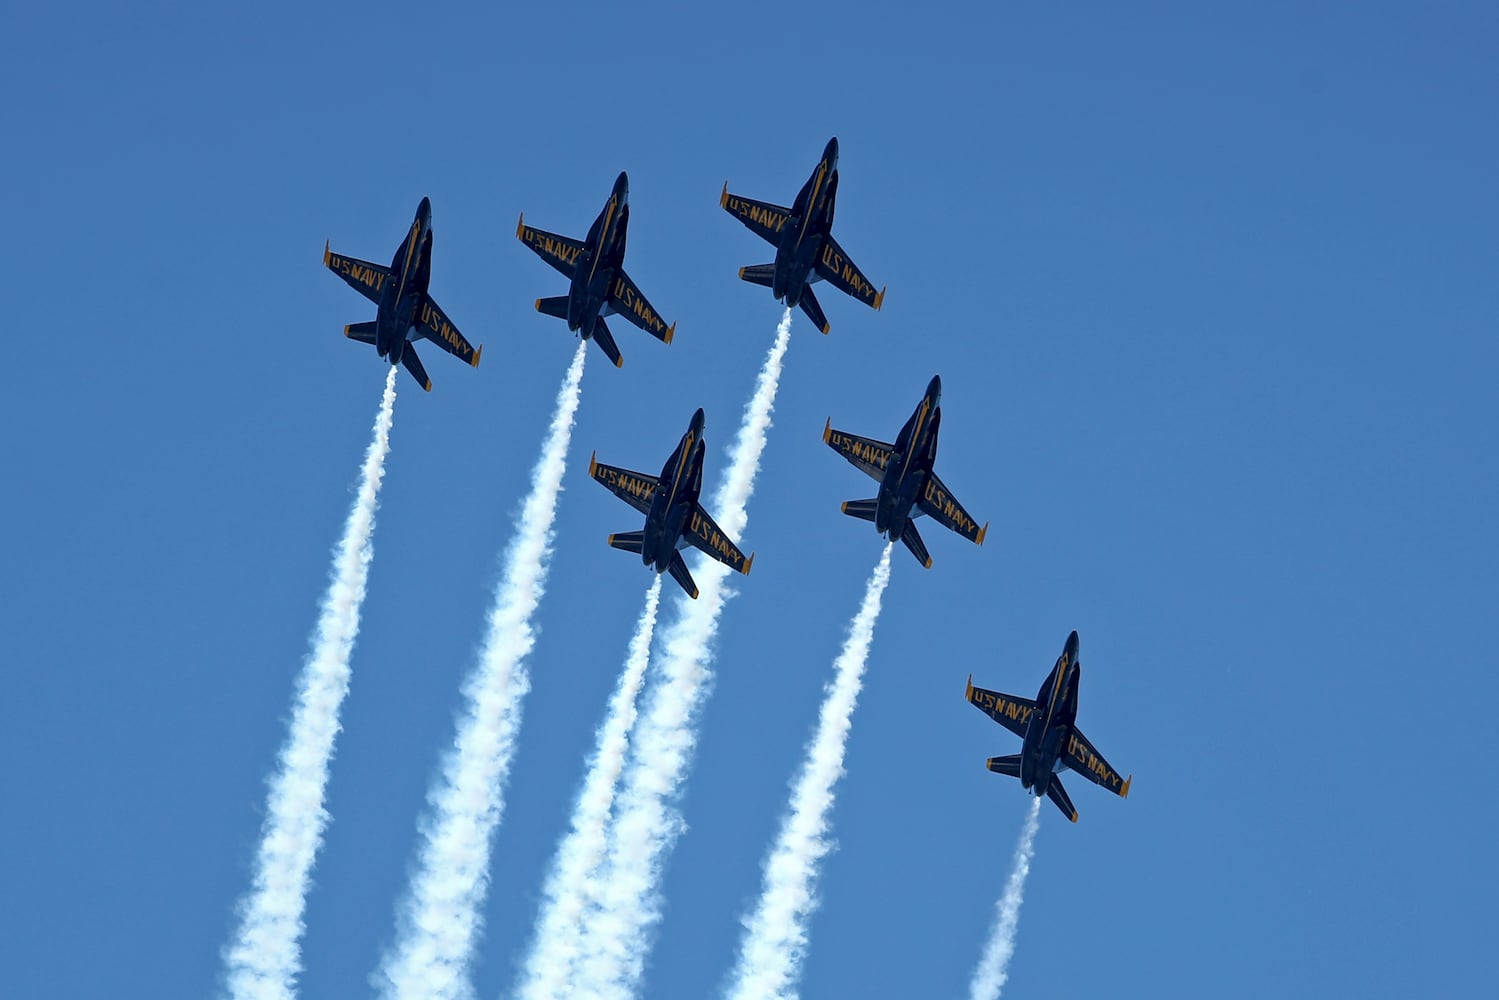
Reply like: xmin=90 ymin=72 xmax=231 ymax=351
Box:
xmin=1066 ymin=734 xmax=1120 ymax=789
xmin=922 ymin=480 xmax=976 ymax=536
xmin=334 ymin=255 xmax=388 ymax=292
xmin=688 ymin=510 xmax=745 ymax=568
xmin=971 ymin=688 xmax=1035 ymax=727
xmin=725 ymin=195 xmax=787 ymax=234
xmin=522 ymin=227 xmax=582 ymax=267
xmin=819 ymin=245 xmax=875 ymax=301
xmin=828 ymin=431 xmax=890 ymax=470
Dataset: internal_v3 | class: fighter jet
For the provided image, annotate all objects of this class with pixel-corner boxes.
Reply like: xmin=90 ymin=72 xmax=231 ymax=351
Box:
xmin=587 ymin=408 xmax=753 ymax=598
xmin=823 ymin=375 xmax=987 ymax=568
xmin=965 ymin=631 xmax=1132 ymax=823
xmin=517 ymin=172 xmax=675 ymax=369
xmin=323 ymin=197 xmax=482 ymax=391
xmin=720 ymin=137 xmax=885 ymax=334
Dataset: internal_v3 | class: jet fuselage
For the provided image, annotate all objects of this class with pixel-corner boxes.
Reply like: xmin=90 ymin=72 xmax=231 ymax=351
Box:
xmin=568 ymin=172 xmax=631 ymax=335
xmin=641 ymin=408 xmax=706 ymax=572
xmin=374 ymin=196 xmax=433 ymax=363
xmin=772 ymin=137 xmax=839 ymax=305
xmin=875 ymin=375 xmax=943 ymax=541
xmin=1020 ymin=630 xmax=1082 ymax=794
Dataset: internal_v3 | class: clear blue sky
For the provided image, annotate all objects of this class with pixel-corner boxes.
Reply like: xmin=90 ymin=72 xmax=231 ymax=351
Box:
xmin=3 ymin=3 xmax=1495 ymax=997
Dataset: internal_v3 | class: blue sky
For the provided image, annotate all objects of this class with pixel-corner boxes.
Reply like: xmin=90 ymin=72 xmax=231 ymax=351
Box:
xmin=3 ymin=2 xmax=1496 ymax=997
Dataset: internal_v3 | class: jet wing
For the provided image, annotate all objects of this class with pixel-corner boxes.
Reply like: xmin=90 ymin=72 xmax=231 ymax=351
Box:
xmin=324 ymin=244 xmax=391 ymax=305
xmin=416 ymin=294 xmax=481 ymax=367
xmin=823 ymin=421 xmax=894 ymax=482
xmin=720 ymin=185 xmax=794 ymax=247
xmin=605 ymin=270 xmax=675 ymax=343
xmin=1062 ymin=727 xmax=1132 ymax=798
xmin=916 ymin=471 xmax=988 ymax=546
xmin=814 ymin=234 xmax=885 ymax=310
xmin=682 ymin=502 xmax=753 ymax=575
xmin=588 ymin=454 xmax=659 ymax=516
xmin=517 ymin=215 xmax=586 ymax=279
xmin=965 ymin=676 xmax=1037 ymax=740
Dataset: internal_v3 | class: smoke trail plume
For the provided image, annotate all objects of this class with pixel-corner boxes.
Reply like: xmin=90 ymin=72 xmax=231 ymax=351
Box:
xmin=726 ymin=544 xmax=893 ymax=1000
xmin=515 ymin=576 xmax=663 ymax=1000
xmin=969 ymin=797 xmax=1042 ymax=1000
xmin=377 ymin=342 xmax=587 ymax=1000
xmin=573 ymin=308 xmax=793 ymax=1000
xmin=224 ymin=366 xmax=398 ymax=1000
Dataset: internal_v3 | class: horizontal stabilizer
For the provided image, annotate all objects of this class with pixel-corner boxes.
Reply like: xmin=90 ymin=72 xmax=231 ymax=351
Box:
xmin=592 ymin=317 xmax=623 ymax=368
xmin=738 ymin=263 xmax=776 ymax=289
xmin=1046 ymin=776 xmax=1078 ymax=823
xmin=607 ymin=530 xmax=645 ymax=555
xmin=344 ymin=321 xmax=377 ymax=346
xmin=667 ymin=551 xmax=699 ymax=599
xmin=840 ymin=498 xmax=879 ymax=523
xmin=900 ymin=519 xmax=932 ymax=569
xmin=985 ymin=754 xmax=1023 ymax=779
xmin=798 ymin=285 xmax=830 ymax=335
xmin=535 ymin=295 xmax=569 ymax=320
xmin=399 ymin=342 xmax=432 ymax=392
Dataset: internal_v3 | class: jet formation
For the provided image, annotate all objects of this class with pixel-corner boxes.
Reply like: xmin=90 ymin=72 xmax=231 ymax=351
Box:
xmin=324 ymin=197 xmax=482 ymax=391
xmin=516 ymin=171 xmax=676 ymax=369
xmin=824 ymin=375 xmax=988 ymax=568
xmin=721 ymin=137 xmax=885 ymax=334
xmin=966 ymin=631 xmax=1131 ymax=822
xmin=588 ymin=408 xmax=753 ymax=599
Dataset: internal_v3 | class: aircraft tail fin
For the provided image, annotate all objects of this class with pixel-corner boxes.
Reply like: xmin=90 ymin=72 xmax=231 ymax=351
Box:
xmin=343 ymin=321 xmax=377 ymax=346
xmin=737 ymin=263 xmax=776 ymax=289
xmin=840 ymin=499 xmax=879 ymax=523
xmin=899 ymin=519 xmax=932 ymax=569
xmin=591 ymin=317 xmax=624 ymax=368
xmin=985 ymin=754 xmax=1023 ymax=779
xmin=1046 ymin=775 xmax=1079 ymax=823
xmin=607 ymin=530 xmax=645 ymax=555
xmin=535 ymin=295 xmax=569 ymax=320
xmin=797 ymin=285 xmax=831 ymax=334
xmin=666 ymin=551 xmax=699 ymax=599
xmin=398 ymin=342 xmax=432 ymax=392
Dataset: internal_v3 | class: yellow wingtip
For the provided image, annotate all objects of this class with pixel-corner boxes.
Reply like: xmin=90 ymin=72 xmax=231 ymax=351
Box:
xmin=534 ymin=298 xmax=544 ymax=312
xmin=923 ymin=556 xmax=933 ymax=569
xmin=422 ymin=378 xmax=432 ymax=392
xmin=737 ymin=266 xmax=746 ymax=279
xmin=820 ymin=320 xmax=831 ymax=335
xmin=1122 ymin=775 xmax=1132 ymax=799
xmin=665 ymin=322 xmax=676 ymax=345
xmin=614 ymin=355 xmax=624 ymax=369
xmin=719 ymin=182 xmax=729 ymax=208
xmin=589 ymin=451 xmax=598 ymax=477
xmin=342 ymin=324 xmax=353 ymax=339
xmin=874 ymin=286 xmax=886 ymax=311
xmin=840 ymin=501 xmax=850 ymax=514
xmin=516 ymin=213 xmax=525 ymax=240
xmin=742 ymin=553 xmax=755 ymax=576
xmin=607 ymin=533 xmax=616 ymax=546
xmin=822 ymin=418 xmax=832 ymax=443
xmin=965 ymin=674 xmax=974 ymax=700
xmin=976 ymin=522 xmax=989 ymax=546
xmin=323 ymin=240 xmax=331 ymax=266
xmin=1070 ymin=809 xmax=1079 ymax=823
xmin=471 ymin=344 xmax=483 ymax=369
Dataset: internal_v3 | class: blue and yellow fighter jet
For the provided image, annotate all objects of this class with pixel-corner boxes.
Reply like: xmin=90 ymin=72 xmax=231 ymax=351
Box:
xmin=966 ymin=631 xmax=1132 ymax=823
xmin=720 ymin=137 xmax=885 ymax=334
xmin=587 ymin=408 xmax=753 ymax=599
xmin=516 ymin=172 xmax=675 ymax=369
xmin=823 ymin=375 xmax=987 ymax=568
xmin=323 ymin=197 xmax=481 ymax=391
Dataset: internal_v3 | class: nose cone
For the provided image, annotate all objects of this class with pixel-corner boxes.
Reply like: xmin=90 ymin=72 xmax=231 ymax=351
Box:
xmin=824 ymin=137 xmax=839 ymax=166
xmin=689 ymin=407 xmax=705 ymax=435
xmin=926 ymin=374 xmax=942 ymax=405
xmin=1065 ymin=630 xmax=1080 ymax=661
xmin=614 ymin=171 xmax=629 ymax=202
xmin=417 ymin=196 xmax=432 ymax=222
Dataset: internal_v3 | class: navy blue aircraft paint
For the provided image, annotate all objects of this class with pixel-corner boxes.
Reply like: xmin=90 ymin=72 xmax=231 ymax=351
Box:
xmin=721 ymin=137 xmax=885 ymax=334
xmin=517 ymin=172 xmax=676 ymax=369
xmin=324 ymin=197 xmax=482 ymax=391
xmin=824 ymin=375 xmax=987 ymax=568
xmin=966 ymin=631 xmax=1132 ymax=823
xmin=587 ymin=408 xmax=753 ymax=598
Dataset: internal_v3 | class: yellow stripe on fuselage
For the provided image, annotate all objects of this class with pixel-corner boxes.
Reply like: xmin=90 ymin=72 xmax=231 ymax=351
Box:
xmin=588 ymin=197 xmax=616 ymax=288
xmin=794 ymin=163 xmax=826 ymax=254
xmin=392 ymin=219 xmax=421 ymax=310
xmin=663 ymin=430 xmax=694 ymax=515
xmin=1046 ymin=654 xmax=1070 ymax=721
xmin=901 ymin=400 xmax=929 ymax=483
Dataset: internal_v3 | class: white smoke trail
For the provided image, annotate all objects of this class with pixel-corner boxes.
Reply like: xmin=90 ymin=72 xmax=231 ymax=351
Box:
xmin=515 ymin=576 xmax=663 ymax=1000
xmin=725 ymin=543 xmax=893 ymax=1000
xmin=224 ymin=366 xmax=398 ymax=1000
xmin=377 ymin=341 xmax=587 ymax=1000
xmin=968 ymin=797 xmax=1042 ymax=1000
xmin=573 ymin=308 xmax=793 ymax=1000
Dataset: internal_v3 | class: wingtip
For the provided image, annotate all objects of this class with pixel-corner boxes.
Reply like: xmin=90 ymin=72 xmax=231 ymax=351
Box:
xmin=839 ymin=501 xmax=850 ymax=514
xmin=965 ymin=674 xmax=974 ymax=700
xmin=342 ymin=324 xmax=353 ymax=339
xmin=665 ymin=322 xmax=676 ymax=345
xmin=873 ymin=285 xmax=887 ymax=311
xmin=689 ymin=585 xmax=701 ymax=599
xmin=614 ymin=355 xmax=624 ymax=369
xmin=1069 ymin=809 xmax=1079 ymax=823
xmin=923 ymin=556 xmax=933 ymax=569
xmin=323 ymin=240 xmax=331 ymax=266
xmin=742 ymin=552 xmax=755 ymax=576
xmin=820 ymin=320 xmax=831 ymax=335
xmin=589 ymin=451 xmax=598 ymax=477
xmin=471 ymin=344 xmax=483 ymax=369
xmin=422 ymin=378 xmax=432 ymax=392
xmin=822 ymin=418 xmax=832 ymax=443
xmin=976 ymin=522 xmax=989 ymax=546
xmin=1122 ymin=775 xmax=1132 ymax=799
xmin=516 ymin=213 xmax=525 ymax=239
xmin=719 ymin=182 xmax=729 ymax=208
xmin=737 ymin=266 xmax=746 ymax=280
xmin=533 ymin=298 xmax=544 ymax=312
